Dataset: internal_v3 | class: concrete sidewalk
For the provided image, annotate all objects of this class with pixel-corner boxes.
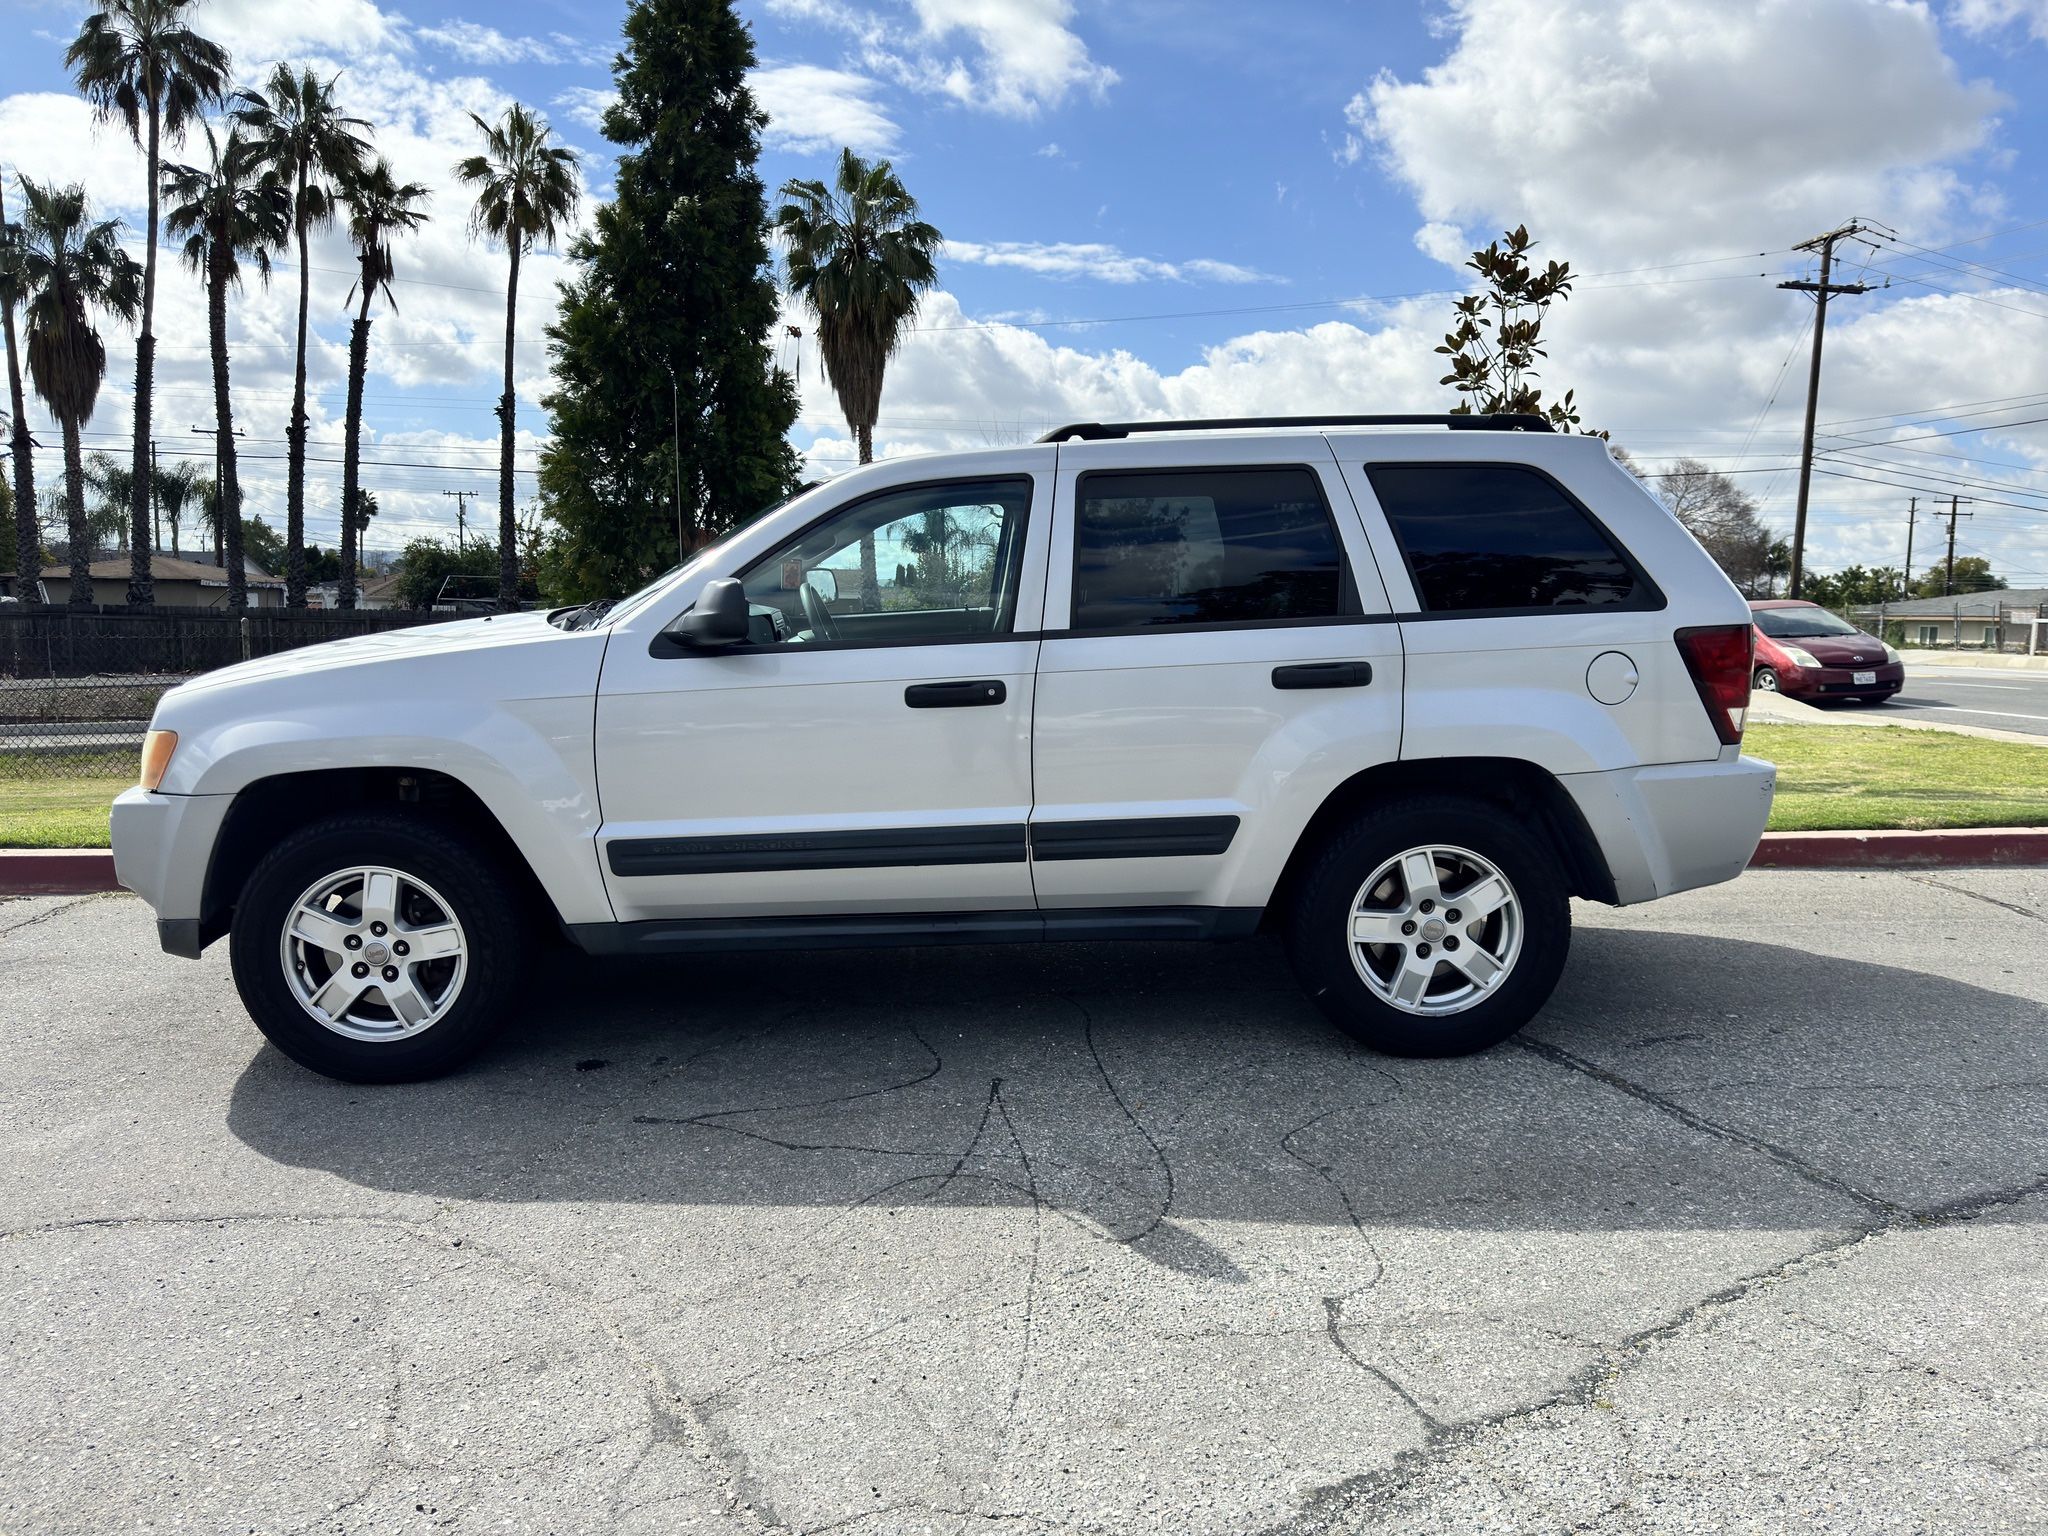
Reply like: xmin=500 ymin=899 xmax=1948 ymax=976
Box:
xmin=2 ymin=878 xmax=2044 ymax=1534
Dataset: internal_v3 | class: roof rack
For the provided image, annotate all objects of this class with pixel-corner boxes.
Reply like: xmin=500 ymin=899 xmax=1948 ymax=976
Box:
xmin=1037 ymin=413 xmax=1556 ymax=443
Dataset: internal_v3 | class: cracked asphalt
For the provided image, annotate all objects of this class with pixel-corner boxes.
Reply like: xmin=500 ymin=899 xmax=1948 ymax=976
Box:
xmin=2 ymin=870 xmax=2045 ymax=1534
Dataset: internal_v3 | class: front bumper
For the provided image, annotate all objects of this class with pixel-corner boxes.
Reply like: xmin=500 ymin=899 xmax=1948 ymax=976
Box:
xmin=110 ymin=787 xmax=235 ymax=957
xmin=1560 ymin=754 xmax=1777 ymax=906
xmin=1779 ymin=662 xmax=1905 ymax=700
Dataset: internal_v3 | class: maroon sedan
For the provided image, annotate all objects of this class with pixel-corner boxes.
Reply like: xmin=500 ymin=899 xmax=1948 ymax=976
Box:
xmin=1749 ymin=600 xmax=1904 ymax=703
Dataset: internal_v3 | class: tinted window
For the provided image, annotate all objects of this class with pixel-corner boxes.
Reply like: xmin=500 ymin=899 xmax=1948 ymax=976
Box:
xmin=1072 ymin=467 xmax=1353 ymax=631
xmin=1366 ymin=463 xmax=1640 ymax=613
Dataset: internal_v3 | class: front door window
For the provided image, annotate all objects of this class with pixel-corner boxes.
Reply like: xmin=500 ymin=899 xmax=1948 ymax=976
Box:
xmin=735 ymin=478 xmax=1033 ymax=646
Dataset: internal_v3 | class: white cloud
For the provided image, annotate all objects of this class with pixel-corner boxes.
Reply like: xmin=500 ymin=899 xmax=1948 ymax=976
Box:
xmin=752 ymin=64 xmax=900 ymax=156
xmin=1948 ymin=0 xmax=2048 ymax=43
xmin=1412 ymin=221 xmax=1469 ymax=267
xmin=413 ymin=21 xmax=611 ymax=67
xmin=763 ymin=0 xmax=1115 ymax=118
xmin=552 ymin=87 xmax=615 ymax=135
xmin=202 ymin=0 xmax=409 ymax=69
xmin=945 ymin=240 xmax=1275 ymax=284
xmin=1350 ymin=0 xmax=2001 ymax=260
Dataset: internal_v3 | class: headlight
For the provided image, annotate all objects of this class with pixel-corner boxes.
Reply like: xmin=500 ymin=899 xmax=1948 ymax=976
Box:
xmin=1784 ymin=647 xmax=1822 ymax=669
xmin=139 ymin=729 xmax=178 ymax=791
xmin=1883 ymin=644 xmax=1901 ymax=665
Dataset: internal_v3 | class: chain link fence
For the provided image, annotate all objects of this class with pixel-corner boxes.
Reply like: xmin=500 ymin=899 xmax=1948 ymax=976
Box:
xmin=1 ymin=606 xmax=453 ymax=781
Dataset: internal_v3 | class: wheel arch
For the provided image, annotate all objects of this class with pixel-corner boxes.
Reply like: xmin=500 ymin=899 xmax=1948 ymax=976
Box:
xmin=1262 ymin=756 xmax=1619 ymax=932
xmin=199 ymin=767 xmax=566 ymax=950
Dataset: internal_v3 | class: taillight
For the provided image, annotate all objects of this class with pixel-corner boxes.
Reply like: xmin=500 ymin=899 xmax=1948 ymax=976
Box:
xmin=1674 ymin=625 xmax=1753 ymax=746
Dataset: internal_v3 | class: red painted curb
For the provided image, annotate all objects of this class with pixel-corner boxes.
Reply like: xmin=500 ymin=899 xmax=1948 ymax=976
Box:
xmin=0 ymin=849 xmax=122 ymax=895
xmin=1750 ymin=827 xmax=2048 ymax=869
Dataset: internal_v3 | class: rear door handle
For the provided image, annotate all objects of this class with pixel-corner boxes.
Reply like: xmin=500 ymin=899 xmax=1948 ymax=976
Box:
xmin=905 ymin=679 xmax=1007 ymax=708
xmin=1272 ymin=661 xmax=1373 ymax=690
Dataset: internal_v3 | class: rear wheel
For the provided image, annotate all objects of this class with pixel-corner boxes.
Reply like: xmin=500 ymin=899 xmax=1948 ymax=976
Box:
xmin=1285 ymin=797 xmax=1570 ymax=1057
xmin=229 ymin=812 xmax=528 ymax=1082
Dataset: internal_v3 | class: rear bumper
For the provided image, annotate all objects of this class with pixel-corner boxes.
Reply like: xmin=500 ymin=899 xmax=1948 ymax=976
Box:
xmin=110 ymin=786 xmax=234 ymax=955
xmin=1560 ymin=754 xmax=1776 ymax=905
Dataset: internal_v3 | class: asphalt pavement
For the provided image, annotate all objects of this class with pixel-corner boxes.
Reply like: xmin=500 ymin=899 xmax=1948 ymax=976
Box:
xmin=1886 ymin=661 xmax=2048 ymax=738
xmin=3 ymin=875 xmax=2045 ymax=1534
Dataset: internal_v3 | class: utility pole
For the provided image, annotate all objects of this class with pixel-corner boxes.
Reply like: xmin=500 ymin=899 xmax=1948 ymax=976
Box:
xmin=1902 ymin=496 xmax=1916 ymax=595
xmin=1942 ymin=494 xmax=1973 ymax=596
xmin=1779 ymin=221 xmax=1872 ymax=599
xmin=150 ymin=439 xmax=160 ymax=555
xmin=442 ymin=489 xmax=476 ymax=553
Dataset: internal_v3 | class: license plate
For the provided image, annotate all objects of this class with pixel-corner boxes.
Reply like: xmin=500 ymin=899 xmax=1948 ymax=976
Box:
xmin=1853 ymin=670 xmax=1877 ymax=686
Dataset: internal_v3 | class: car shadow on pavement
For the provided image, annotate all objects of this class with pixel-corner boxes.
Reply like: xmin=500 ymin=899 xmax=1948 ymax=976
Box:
xmin=225 ymin=924 xmax=2048 ymax=1264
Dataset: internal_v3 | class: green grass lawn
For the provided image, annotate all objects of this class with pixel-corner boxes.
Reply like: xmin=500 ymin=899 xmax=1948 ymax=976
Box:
xmin=0 ymin=774 xmax=133 ymax=849
xmin=1750 ymin=723 xmax=2048 ymax=832
xmin=1 ymin=723 xmax=2043 ymax=849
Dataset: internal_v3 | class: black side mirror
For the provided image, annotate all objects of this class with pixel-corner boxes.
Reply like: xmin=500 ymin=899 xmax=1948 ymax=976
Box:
xmin=672 ymin=578 xmax=750 ymax=646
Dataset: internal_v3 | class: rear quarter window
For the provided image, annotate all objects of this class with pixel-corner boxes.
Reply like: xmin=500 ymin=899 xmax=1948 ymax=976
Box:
xmin=1365 ymin=462 xmax=1655 ymax=615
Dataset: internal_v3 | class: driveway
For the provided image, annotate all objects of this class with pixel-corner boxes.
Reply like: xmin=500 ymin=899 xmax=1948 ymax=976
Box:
xmin=3 ymin=872 xmax=2044 ymax=1534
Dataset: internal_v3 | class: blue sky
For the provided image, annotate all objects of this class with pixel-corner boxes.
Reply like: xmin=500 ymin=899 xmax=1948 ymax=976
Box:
xmin=4 ymin=0 xmax=2048 ymax=587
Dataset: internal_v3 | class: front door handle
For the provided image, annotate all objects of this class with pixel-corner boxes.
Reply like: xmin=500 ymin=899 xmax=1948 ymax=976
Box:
xmin=1272 ymin=661 xmax=1373 ymax=690
xmin=905 ymin=679 xmax=1007 ymax=708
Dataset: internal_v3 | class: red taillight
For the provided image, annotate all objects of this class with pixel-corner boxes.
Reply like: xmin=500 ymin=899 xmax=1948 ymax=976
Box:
xmin=1674 ymin=624 xmax=1753 ymax=746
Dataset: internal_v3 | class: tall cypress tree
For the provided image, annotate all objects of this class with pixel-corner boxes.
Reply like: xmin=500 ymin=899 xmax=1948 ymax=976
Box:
xmin=540 ymin=0 xmax=799 ymax=600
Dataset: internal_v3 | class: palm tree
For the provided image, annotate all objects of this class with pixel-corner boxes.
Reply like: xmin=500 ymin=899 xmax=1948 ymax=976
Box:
xmin=2 ymin=173 xmax=42 ymax=598
xmin=233 ymin=64 xmax=369 ymax=609
xmin=336 ymin=157 xmax=427 ymax=609
xmin=152 ymin=455 xmax=201 ymax=557
xmin=455 ymin=103 xmax=578 ymax=611
xmin=162 ymin=121 xmax=288 ymax=611
xmin=66 ymin=0 xmax=230 ymax=607
xmin=774 ymin=149 xmax=941 ymax=606
xmin=85 ymin=450 xmax=134 ymax=550
xmin=12 ymin=180 xmax=141 ymax=606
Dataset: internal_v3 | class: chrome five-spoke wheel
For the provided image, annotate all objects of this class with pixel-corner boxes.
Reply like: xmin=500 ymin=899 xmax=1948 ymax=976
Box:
xmin=280 ymin=865 xmax=468 ymax=1041
xmin=1346 ymin=844 xmax=1522 ymax=1016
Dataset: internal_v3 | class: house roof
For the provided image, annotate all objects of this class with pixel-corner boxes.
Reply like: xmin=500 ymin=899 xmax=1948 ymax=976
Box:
xmin=41 ymin=555 xmax=285 ymax=587
xmin=1863 ymin=587 xmax=2048 ymax=618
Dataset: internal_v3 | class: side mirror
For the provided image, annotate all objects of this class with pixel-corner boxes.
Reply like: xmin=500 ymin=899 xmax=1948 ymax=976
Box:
xmin=807 ymin=568 xmax=839 ymax=604
xmin=672 ymin=578 xmax=750 ymax=646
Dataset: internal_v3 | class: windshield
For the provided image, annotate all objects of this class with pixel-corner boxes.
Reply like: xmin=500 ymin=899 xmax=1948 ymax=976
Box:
xmin=581 ymin=486 xmax=829 ymax=629
xmin=1752 ymin=607 xmax=1864 ymax=640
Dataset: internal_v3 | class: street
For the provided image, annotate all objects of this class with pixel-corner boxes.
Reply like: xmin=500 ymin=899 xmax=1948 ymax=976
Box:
xmin=3 ymin=874 xmax=2044 ymax=1534
xmin=1888 ymin=662 xmax=2048 ymax=738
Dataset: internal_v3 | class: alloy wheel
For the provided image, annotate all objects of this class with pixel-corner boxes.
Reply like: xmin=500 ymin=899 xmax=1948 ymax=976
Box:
xmin=278 ymin=865 xmax=468 ymax=1041
xmin=1346 ymin=844 xmax=1523 ymax=1016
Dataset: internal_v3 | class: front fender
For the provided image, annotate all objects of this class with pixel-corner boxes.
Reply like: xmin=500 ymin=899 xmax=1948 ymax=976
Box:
xmin=149 ymin=630 xmax=614 ymax=926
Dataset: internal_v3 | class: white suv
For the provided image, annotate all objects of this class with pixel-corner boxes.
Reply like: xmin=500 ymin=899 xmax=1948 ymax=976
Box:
xmin=112 ymin=415 xmax=1774 ymax=1082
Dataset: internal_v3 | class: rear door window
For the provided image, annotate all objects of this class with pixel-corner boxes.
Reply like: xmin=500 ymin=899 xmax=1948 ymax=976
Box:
xmin=1364 ymin=462 xmax=1648 ymax=614
xmin=1071 ymin=466 xmax=1355 ymax=631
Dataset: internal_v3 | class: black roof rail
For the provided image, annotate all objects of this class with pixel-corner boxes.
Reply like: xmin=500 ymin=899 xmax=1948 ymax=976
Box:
xmin=1037 ymin=413 xmax=1556 ymax=443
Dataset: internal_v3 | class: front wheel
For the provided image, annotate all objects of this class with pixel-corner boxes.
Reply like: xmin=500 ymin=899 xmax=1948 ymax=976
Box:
xmin=1284 ymin=797 xmax=1570 ymax=1057
xmin=1753 ymin=666 xmax=1780 ymax=693
xmin=229 ymin=812 xmax=529 ymax=1082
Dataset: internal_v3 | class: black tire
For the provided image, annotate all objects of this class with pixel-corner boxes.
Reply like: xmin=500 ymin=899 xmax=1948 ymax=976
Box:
xmin=229 ymin=811 xmax=530 ymax=1082
xmin=1283 ymin=796 xmax=1570 ymax=1058
xmin=1753 ymin=666 xmax=1780 ymax=693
